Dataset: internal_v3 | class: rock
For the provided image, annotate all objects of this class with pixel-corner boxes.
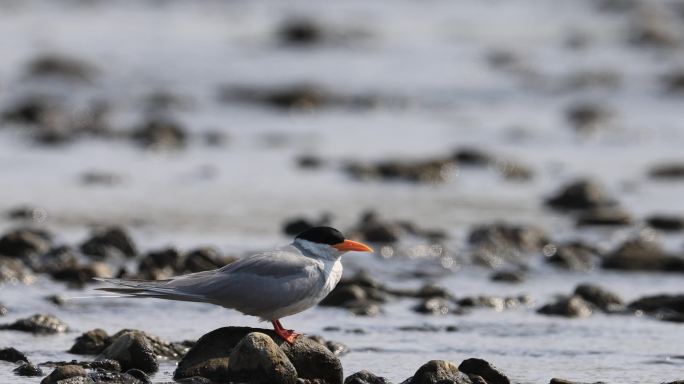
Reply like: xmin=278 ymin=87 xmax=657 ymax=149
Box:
xmin=25 ymin=54 xmax=96 ymax=82
xmin=575 ymin=209 xmax=632 ymax=227
xmin=0 ymin=314 xmax=68 ymax=334
xmin=296 ymin=155 xmax=325 ymax=169
xmin=174 ymin=327 xmax=343 ymax=384
xmin=182 ymin=247 xmax=235 ymax=273
xmin=573 ymin=284 xmax=623 ymax=312
xmin=649 ymin=163 xmax=684 ymax=179
xmin=537 ymin=296 xmax=593 ymax=318
xmin=457 ymin=295 xmax=530 ymax=311
xmin=545 ymin=180 xmax=617 ymax=211
xmin=345 ymin=158 xmax=453 ymax=184
xmin=80 ymin=227 xmax=137 ymax=259
xmin=137 ymin=247 xmax=183 ymax=278
xmin=131 ymin=118 xmax=187 ymax=149
xmin=628 ymin=294 xmax=684 ymax=318
xmin=51 ymin=261 xmax=111 ymax=286
xmin=278 ymin=18 xmax=323 ymax=46
xmin=123 ymin=369 xmax=151 ymax=383
xmin=40 ymin=359 xmax=121 ymax=372
xmin=451 ymin=148 xmax=491 ymax=166
xmin=549 ymin=379 xmax=606 ymax=384
xmin=41 ymin=365 xmax=87 ymax=384
xmin=14 ymin=361 xmax=43 ymax=376
xmin=0 ymin=256 xmax=35 ymax=283
xmin=283 ymin=214 xmax=332 ymax=236
xmin=629 ymin=6 xmax=680 ymax=48
xmin=0 ymin=347 xmax=29 ymax=362
xmin=490 ymin=270 xmax=525 ymax=283
xmin=645 ymin=215 xmax=684 ymax=231
xmin=413 ymin=298 xmax=452 ymax=315
xmin=408 ymin=360 xmax=472 ymax=384
xmin=0 ymin=302 xmax=6 ymax=316
xmin=228 ymin=332 xmax=298 ymax=384
xmin=98 ymin=331 xmax=159 ymax=373
xmin=565 ymin=102 xmax=612 ymax=133
xmin=320 ymin=285 xmax=368 ymax=307
xmin=70 ymin=329 xmax=111 ymax=355
xmin=0 ymin=228 xmax=51 ymax=258
xmin=458 ymin=358 xmax=510 ymax=384
xmin=80 ymin=171 xmax=124 ymax=186
xmin=545 ymin=242 xmax=599 ymax=271
xmin=345 ymin=370 xmax=391 ymax=384
xmin=468 ymin=222 xmax=548 ymax=253
xmin=223 ymin=84 xmax=377 ymax=111
xmin=6 ymin=205 xmax=47 ymax=221
xmin=602 ymin=237 xmax=684 ymax=272
xmin=662 ymin=69 xmax=684 ymax=94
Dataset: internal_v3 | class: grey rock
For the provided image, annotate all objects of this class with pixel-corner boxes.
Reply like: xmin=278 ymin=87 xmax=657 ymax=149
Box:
xmin=0 ymin=228 xmax=51 ymax=258
xmin=174 ymin=327 xmax=342 ymax=384
xmin=70 ymin=329 xmax=111 ymax=355
xmin=0 ymin=314 xmax=68 ymax=334
xmin=413 ymin=298 xmax=452 ymax=315
xmin=14 ymin=362 xmax=43 ymax=376
xmin=98 ymin=331 xmax=158 ymax=373
xmin=80 ymin=227 xmax=136 ymax=259
xmin=490 ymin=270 xmax=525 ymax=283
xmin=228 ymin=332 xmax=297 ymax=384
xmin=545 ymin=180 xmax=616 ymax=211
xmin=345 ymin=370 xmax=391 ymax=384
xmin=549 ymin=379 xmax=606 ymax=384
xmin=649 ymin=163 xmax=684 ymax=179
xmin=645 ymin=215 xmax=684 ymax=231
xmin=40 ymin=365 xmax=87 ymax=384
xmin=628 ymin=294 xmax=684 ymax=322
xmin=458 ymin=358 xmax=509 ymax=384
xmin=537 ymin=296 xmax=593 ymax=318
xmin=0 ymin=256 xmax=36 ymax=283
xmin=575 ymin=209 xmax=632 ymax=227
xmin=408 ymin=360 xmax=472 ymax=384
xmin=0 ymin=347 xmax=28 ymax=362
xmin=602 ymin=237 xmax=684 ymax=272
xmin=573 ymin=284 xmax=623 ymax=312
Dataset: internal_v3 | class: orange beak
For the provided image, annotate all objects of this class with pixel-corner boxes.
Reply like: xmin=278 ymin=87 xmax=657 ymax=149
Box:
xmin=333 ymin=239 xmax=374 ymax=253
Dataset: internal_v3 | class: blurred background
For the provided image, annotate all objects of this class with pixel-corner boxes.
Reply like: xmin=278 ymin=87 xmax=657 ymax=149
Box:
xmin=0 ymin=0 xmax=683 ymax=383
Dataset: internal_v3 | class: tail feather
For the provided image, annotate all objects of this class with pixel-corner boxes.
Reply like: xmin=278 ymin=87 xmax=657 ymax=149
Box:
xmin=94 ymin=277 xmax=207 ymax=302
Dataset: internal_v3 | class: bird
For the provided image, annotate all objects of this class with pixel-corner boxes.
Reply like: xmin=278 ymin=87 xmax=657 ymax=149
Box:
xmin=95 ymin=226 xmax=373 ymax=344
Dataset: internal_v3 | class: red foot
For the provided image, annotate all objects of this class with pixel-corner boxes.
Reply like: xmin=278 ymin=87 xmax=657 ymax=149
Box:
xmin=271 ymin=320 xmax=301 ymax=345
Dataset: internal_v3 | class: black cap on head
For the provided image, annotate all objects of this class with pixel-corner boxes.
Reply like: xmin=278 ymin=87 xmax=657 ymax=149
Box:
xmin=295 ymin=226 xmax=345 ymax=245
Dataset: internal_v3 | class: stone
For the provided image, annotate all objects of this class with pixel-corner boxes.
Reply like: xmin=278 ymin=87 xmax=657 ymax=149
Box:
xmin=80 ymin=227 xmax=137 ymax=259
xmin=174 ymin=327 xmax=342 ymax=384
xmin=14 ymin=362 xmax=43 ymax=376
xmin=0 ymin=347 xmax=28 ymax=362
xmin=646 ymin=215 xmax=684 ymax=231
xmin=490 ymin=270 xmax=525 ymax=283
xmin=413 ymin=298 xmax=452 ymax=315
xmin=575 ymin=209 xmax=632 ymax=227
xmin=345 ymin=370 xmax=391 ymax=384
xmin=545 ymin=180 xmax=616 ymax=211
xmin=69 ymin=329 xmax=111 ymax=355
xmin=602 ymin=237 xmax=684 ymax=272
xmin=0 ymin=314 xmax=68 ymax=334
xmin=408 ymin=360 xmax=472 ymax=384
xmin=40 ymin=365 xmax=87 ymax=384
xmin=537 ymin=296 xmax=593 ymax=318
xmin=0 ymin=228 xmax=51 ymax=258
xmin=228 ymin=332 xmax=298 ymax=384
xmin=458 ymin=358 xmax=510 ymax=384
xmin=98 ymin=331 xmax=158 ymax=373
xmin=573 ymin=284 xmax=623 ymax=312
xmin=131 ymin=118 xmax=187 ymax=149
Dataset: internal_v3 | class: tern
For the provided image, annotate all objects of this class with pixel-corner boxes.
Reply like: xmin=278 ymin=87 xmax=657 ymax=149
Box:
xmin=96 ymin=227 xmax=373 ymax=344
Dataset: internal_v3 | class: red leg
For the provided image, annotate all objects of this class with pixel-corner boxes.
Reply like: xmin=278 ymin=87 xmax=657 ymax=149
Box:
xmin=271 ymin=319 xmax=300 ymax=345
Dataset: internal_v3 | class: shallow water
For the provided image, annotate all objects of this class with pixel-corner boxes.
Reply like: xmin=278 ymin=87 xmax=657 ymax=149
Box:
xmin=1 ymin=0 xmax=684 ymax=383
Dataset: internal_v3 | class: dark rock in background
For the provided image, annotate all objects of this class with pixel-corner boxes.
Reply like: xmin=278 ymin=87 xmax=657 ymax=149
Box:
xmin=0 ymin=314 xmax=69 ymax=334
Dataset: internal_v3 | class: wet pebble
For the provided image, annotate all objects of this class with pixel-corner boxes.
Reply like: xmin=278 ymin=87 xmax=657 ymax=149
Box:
xmin=98 ymin=331 xmax=159 ymax=373
xmin=14 ymin=361 xmax=43 ymax=376
xmin=537 ymin=296 xmax=593 ymax=318
xmin=278 ymin=18 xmax=324 ymax=46
xmin=544 ymin=241 xmax=600 ymax=271
xmin=565 ymin=102 xmax=612 ymax=133
xmin=25 ymin=53 xmax=97 ymax=82
xmin=0 ymin=302 xmax=7 ymax=316
xmin=573 ymin=284 xmax=624 ymax=312
xmin=0 ymin=314 xmax=68 ymax=334
xmin=413 ymin=297 xmax=452 ymax=315
xmin=490 ymin=270 xmax=525 ymax=284
xmin=0 ymin=347 xmax=29 ymax=363
xmin=296 ymin=154 xmax=325 ymax=169
xmin=0 ymin=227 xmax=52 ymax=258
xmin=549 ymin=379 xmax=607 ymax=384
xmin=645 ymin=215 xmax=684 ymax=231
xmin=649 ymin=163 xmax=684 ymax=180
xmin=0 ymin=256 xmax=36 ymax=283
xmin=545 ymin=179 xmax=617 ymax=211
xmin=40 ymin=364 xmax=87 ymax=384
xmin=308 ymin=335 xmax=349 ymax=356
xmin=345 ymin=370 xmax=391 ymax=384
xmin=404 ymin=360 xmax=471 ymax=384
xmin=458 ymin=358 xmax=510 ymax=384
xmin=70 ymin=328 xmax=111 ymax=355
xmin=131 ymin=118 xmax=187 ymax=150
xmin=80 ymin=227 xmax=137 ymax=259
xmin=345 ymin=158 xmax=453 ymax=184
xmin=602 ymin=236 xmax=684 ymax=272
xmin=221 ymin=84 xmax=378 ymax=111
xmin=628 ymin=294 xmax=684 ymax=323
xmin=575 ymin=208 xmax=633 ymax=227
xmin=469 ymin=222 xmax=548 ymax=256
